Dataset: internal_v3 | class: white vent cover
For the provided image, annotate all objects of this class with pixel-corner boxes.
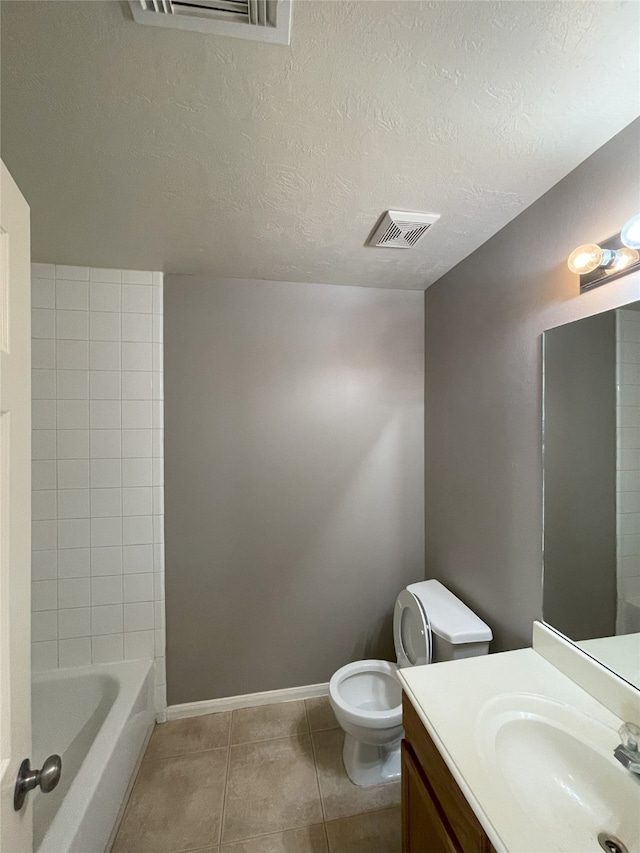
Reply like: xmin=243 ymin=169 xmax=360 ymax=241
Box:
xmin=128 ymin=0 xmax=291 ymax=45
xmin=368 ymin=210 xmax=440 ymax=249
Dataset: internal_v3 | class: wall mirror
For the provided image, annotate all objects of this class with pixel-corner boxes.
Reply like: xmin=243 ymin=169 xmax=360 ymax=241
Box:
xmin=543 ymin=302 xmax=640 ymax=690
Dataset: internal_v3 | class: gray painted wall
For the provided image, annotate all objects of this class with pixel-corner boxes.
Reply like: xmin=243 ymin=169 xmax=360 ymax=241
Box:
xmin=424 ymin=118 xmax=640 ymax=652
xmin=543 ymin=313 xmax=617 ymax=641
xmin=165 ymin=277 xmax=424 ymax=704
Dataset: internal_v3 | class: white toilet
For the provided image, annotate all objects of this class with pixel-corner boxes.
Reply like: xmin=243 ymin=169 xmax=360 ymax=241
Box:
xmin=329 ymin=579 xmax=492 ymax=787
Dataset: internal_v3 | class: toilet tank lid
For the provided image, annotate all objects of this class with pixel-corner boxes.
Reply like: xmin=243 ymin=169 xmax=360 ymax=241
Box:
xmin=406 ymin=580 xmax=492 ymax=644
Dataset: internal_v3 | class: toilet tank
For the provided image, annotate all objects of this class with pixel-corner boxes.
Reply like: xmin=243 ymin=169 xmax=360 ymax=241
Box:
xmin=407 ymin=580 xmax=492 ymax=663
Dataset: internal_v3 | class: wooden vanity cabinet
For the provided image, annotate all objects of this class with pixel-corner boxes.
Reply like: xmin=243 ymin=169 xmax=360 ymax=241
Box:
xmin=401 ymin=694 xmax=497 ymax=853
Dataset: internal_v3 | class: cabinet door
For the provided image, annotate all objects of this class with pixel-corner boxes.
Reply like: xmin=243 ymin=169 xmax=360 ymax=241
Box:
xmin=402 ymin=741 xmax=462 ymax=853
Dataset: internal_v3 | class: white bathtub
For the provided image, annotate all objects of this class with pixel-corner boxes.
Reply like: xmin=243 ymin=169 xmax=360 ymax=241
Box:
xmin=32 ymin=659 xmax=155 ymax=853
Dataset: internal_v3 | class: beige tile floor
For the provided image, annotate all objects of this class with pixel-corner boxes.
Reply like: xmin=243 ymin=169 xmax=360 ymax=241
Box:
xmin=112 ymin=697 xmax=401 ymax=853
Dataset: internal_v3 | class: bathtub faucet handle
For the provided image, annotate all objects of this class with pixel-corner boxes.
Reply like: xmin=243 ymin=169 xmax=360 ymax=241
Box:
xmin=14 ymin=754 xmax=62 ymax=811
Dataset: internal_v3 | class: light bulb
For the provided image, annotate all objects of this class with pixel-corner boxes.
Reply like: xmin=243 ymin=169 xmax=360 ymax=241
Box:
xmin=568 ymin=243 xmax=607 ymax=274
xmin=621 ymin=214 xmax=640 ymax=249
xmin=605 ymin=247 xmax=640 ymax=274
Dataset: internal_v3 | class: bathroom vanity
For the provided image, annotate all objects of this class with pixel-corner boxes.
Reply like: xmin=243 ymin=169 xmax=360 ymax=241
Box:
xmin=398 ymin=623 xmax=640 ymax=853
xmin=402 ymin=694 xmax=495 ymax=853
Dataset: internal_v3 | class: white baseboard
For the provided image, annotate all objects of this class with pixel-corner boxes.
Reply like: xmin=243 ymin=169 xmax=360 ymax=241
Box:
xmin=166 ymin=682 xmax=330 ymax=721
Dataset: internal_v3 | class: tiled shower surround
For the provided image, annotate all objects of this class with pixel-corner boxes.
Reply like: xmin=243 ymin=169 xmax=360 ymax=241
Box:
xmin=30 ymin=263 xmax=166 ymax=713
xmin=616 ymin=307 xmax=640 ymax=634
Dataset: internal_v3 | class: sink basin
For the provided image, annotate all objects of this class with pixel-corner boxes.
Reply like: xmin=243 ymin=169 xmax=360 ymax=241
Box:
xmin=476 ymin=694 xmax=640 ymax=852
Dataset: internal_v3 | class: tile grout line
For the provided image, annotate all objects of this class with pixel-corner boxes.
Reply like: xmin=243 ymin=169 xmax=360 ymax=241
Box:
xmin=305 ymin=699 xmax=330 ymax=840
xmin=216 ymin=711 xmax=233 ymax=849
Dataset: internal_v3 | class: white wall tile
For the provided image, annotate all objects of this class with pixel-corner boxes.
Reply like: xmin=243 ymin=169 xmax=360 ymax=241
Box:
xmin=92 ymin=634 xmax=124 ymax=663
xmin=32 ymin=641 xmax=58 ymax=671
xmin=122 ymin=401 xmax=152 ymax=429
xmin=91 ymin=488 xmax=122 ymax=517
xmin=123 ymin=515 xmax=153 ymax=546
xmin=57 ymin=430 xmax=90 ymax=459
xmin=56 ymin=265 xmax=89 ymax=281
xmin=56 ymin=280 xmax=89 ymax=311
xmin=123 ymin=573 xmax=154 ymax=602
xmin=57 ymin=400 xmax=89 ymax=430
xmin=123 ymin=487 xmax=153 ymax=516
xmin=32 ymin=580 xmax=58 ymax=611
xmin=124 ymin=630 xmax=155 ymax=660
xmin=32 ymin=309 xmax=56 ymax=339
xmin=90 ymin=400 xmax=121 ymax=430
xmin=90 ymin=341 xmax=121 ymax=371
xmin=91 ymin=604 xmax=123 ymax=635
xmin=58 ymin=489 xmax=90 ymax=519
xmin=57 ymin=460 xmax=90 ymax=490
xmin=91 ymin=517 xmax=122 ymax=547
xmin=58 ymin=608 xmax=91 ymax=639
xmin=59 ymin=638 xmax=92 ymax=668
xmin=32 ymin=520 xmax=57 ymax=551
xmin=90 ymin=458 xmax=122 ymax=489
xmin=58 ymin=578 xmax=90 ymax=609
xmin=32 ymin=339 xmax=56 ymax=369
xmin=91 ymin=547 xmax=123 ymax=576
xmin=90 ymin=267 xmax=121 ymax=284
xmin=152 ymin=344 xmax=163 ymax=373
xmin=90 ymin=430 xmax=121 ymax=458
xmin=58 ymin=549 xmax=90 ymax=578
xmin=91 ymin=575 xmax=123 ymax=606
xmin=152 ymin=286 xmax=162 ymax=315
xmin=32 ymin=370 xmax=56 ymax=400
xmin=123 ymin=458 xmax=152 ymax=487
xmin=57 ymin=518 xmax=90 ymax=549
xmin=32 ymin=610 xmax=58 ymax=642
xmin=122 ymin=314 xmax=152 ymax=343
xmin=90 ymin=282 xmax=121 ymax=312
xmin=122 ymin=371 xmax=152 ymax=400
xmin=32 ymin=550 xmax=57 ymax=582
xmin=32 ymin=490 xmax=57 ymax=521
xmin=122 ymin=284 xmax=152 ymax=314
xmin=56 ymin=370 xmax=89 ymax=399
xmin=122 ymin=270 xmax=153 ymax=285
xmin=123 ymin=544 xmax=154 ymax=573
xmin=123 ymin=601 xmax=154 ymax=632
xmin=89 ymin=371 xmax=121 ymax=400
xmin=153 ymin=515 xmax=164 ymax=544
xmin=32 ymin=278 xmax=56 ymax=309
xmin=122 ymin=342 xmax=152 ymax=372
xmin=152 ymin=315 xmax=163 ymax=344
xmin=57 ymin=310 xmax=89 ymax=341
xmin=56 ymin=340 xmax=89 ymax=370
xmin=33 ymin=400 xmax=56 ymax=429
xmin=122 ymin=429 xmax=152 ymax=458
xmin=90 ymin=312 xmax=121 ymax=341
xmin=32 ymin=262 xmax=55 ymax=279
xmin=33 ymin=430 xmax=57 ymax=461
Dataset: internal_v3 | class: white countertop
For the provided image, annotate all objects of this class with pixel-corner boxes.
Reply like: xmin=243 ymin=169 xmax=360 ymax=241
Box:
xmin=398 ymin=648 xmax=632 ymax=853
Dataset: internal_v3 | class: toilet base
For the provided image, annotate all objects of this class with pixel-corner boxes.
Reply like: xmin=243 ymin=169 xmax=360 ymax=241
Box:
xmin=342 ymin=731 xmax=403 ymax=787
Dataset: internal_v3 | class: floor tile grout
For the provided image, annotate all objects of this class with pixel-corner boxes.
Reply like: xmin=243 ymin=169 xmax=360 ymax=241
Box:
xmin=216 ymin=714 xmax=233 ymax=848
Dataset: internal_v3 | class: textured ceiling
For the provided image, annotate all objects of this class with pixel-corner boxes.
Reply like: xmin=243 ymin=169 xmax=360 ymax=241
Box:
xmin=1 ymin=0 xmax=639 ymax=290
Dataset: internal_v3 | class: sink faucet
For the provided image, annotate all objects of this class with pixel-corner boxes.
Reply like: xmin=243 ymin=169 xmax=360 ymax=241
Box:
xmin=614 ymin=722 xmax=640 ymax=776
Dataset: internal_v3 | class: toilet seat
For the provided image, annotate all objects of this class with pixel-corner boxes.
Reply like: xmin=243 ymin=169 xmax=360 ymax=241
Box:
xmin=329 ymin=659 xmax=402 ymax=729
xmin=393 ymin=589 xmax=432 ymax=668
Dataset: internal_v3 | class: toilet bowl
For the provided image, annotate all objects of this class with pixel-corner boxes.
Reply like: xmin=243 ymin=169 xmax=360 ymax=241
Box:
xmin=329 ymin=660 xmax=403 ymax=787
xmin=329 ymin=580 xmax=492 ymax=787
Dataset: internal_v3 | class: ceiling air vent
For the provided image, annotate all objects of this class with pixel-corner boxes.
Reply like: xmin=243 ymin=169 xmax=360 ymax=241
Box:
xmin=128 ymin=0 xmax=291 ymax=45
xmin=368 ymin=210 xmax=440 ymax=249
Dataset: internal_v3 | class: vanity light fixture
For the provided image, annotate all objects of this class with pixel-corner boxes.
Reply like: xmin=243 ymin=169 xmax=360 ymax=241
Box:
xmin=569 ymin=214 xmax=640 ymax=292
